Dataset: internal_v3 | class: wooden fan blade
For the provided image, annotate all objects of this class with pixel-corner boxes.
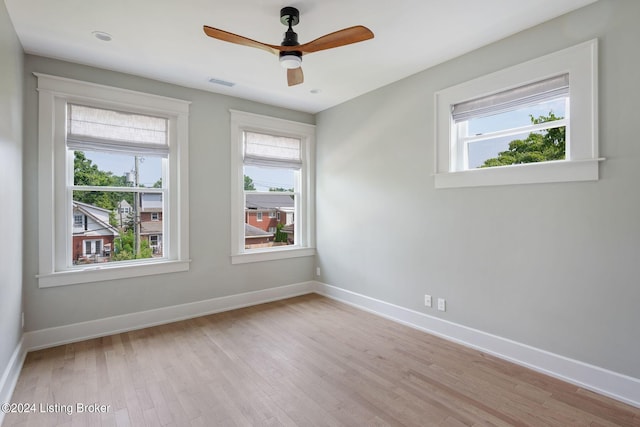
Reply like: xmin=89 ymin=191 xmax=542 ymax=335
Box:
xmin=203 ymin=26 xmax=279 ymax=55
xmin=287 ymin=67 xmax=304 ymax=86
xmin=296 ymin=25 xmax=374 ymax=54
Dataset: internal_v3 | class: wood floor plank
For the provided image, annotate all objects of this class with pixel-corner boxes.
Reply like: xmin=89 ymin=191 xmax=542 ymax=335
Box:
xmin=4 ymin=294 xmax=640 ymax=426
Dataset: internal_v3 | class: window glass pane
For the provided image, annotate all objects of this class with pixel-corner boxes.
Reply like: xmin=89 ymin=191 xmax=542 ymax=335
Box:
xmin=244 ymin=193 xmax=295 ymax=250
xmin=466 ymin=97 xmax=567 ymax=135
xmin=73 ymin=150 xmax=163 ymax=188
xmin=468 ymin=126 xmax=566 ymax=169
xmin=243 ymin=165 xmax=296 ymax=192
xmin=72 ymin=190 xmax=164 ymax=265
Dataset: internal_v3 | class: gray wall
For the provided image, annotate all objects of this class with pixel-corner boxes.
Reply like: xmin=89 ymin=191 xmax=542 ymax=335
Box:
xmin=316 ymin=0 xmax=640 ymax=379
xmin=0 ymin=0 xmax=23 ymax=379
xmin=22 ymin=55 xmax=315 ymax=332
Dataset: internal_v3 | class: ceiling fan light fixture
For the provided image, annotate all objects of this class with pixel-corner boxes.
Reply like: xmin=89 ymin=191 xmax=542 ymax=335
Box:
xmin=279 ymin=53 xmax=302 ymax=69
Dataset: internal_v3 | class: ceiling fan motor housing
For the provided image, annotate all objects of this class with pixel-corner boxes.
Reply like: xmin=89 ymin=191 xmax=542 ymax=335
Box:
xmin=279 ymin=6 xmax=302 ymax=68
xmin=280 ymin=7 xmax=299 ymax=27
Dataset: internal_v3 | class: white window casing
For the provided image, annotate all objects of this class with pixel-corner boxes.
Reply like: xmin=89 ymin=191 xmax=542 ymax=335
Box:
xmin=36 ymin=74 xmax=191 ymax=287
xmin=230 ymin=110 xmax=316 ymax=264
xmin=434 ymin=39 xmax=599 ymax=188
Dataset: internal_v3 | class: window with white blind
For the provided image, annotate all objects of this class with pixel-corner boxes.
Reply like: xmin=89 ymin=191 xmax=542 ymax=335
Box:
xmin=230 ymin=110 xmax=315 ymax=264
xmin=434 ymin=39 xmax=599 ymax=188
xmin=36 ymin=74 xmax=190 ymax=287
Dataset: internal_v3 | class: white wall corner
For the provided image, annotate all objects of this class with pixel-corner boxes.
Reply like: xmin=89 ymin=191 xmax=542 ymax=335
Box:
xmin=0 ymin=338 xmax=27 ymax=426
xmin=24 ymin=281 xmax=317 ymax=351
xmin=313 ymin=281 xmax=640 ymax=409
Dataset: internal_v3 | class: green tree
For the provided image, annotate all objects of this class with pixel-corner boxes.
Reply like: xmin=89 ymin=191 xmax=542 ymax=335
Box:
xmin=73 ymin=151 xmax=133 ymax=209
xmin=244 ymin=175 xmax=256 ymax=190
xmin=112 ymin=229 xmax=153 ymax=260
xmin=481 ymin=113 xmax=565 ymax=168
xmin=274 ymin=223 xmax=288 ymax=243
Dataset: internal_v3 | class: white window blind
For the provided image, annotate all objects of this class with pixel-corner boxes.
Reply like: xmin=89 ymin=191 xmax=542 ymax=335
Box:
xmin=452 ymin=74 xmax=569 ymax=122
xmin=243 ymin=131 xmax=301 ymax=169
xmin=67 ymin=104 xmax=169 ymax=156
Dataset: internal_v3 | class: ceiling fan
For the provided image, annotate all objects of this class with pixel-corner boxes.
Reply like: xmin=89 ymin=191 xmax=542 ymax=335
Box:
xmin=203 ymin=7 xmax=374 ymax=87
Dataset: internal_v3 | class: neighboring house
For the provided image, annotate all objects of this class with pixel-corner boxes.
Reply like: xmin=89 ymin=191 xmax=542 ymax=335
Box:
xmin=139 ymin=193 xmax=163 ymax=256
xmin=245 ymin=193 xmax=295 ymax=245
xmin=117 ymin=194 xmax=164 ymax=256
xmin=72 ymin=201 xmax=119 ymax=263
xmin=116 ymin=199 xmax=133 ymax=227
xmin=244 ymin=223 xmax=273 ymax=248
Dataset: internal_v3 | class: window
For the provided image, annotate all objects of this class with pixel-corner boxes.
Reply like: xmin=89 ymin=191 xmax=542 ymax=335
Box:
xmin=151 ymin=212 xmax=159 ymax=221
xmin=434 ymin=39 xmax=598 ymax=188
xmin=230 ymin=110 xmax=315 ymax=264
xmin=36 ymin=74 xmax=190 ymax=287
xmin=83 ymin=239 xmax=102 ymax=256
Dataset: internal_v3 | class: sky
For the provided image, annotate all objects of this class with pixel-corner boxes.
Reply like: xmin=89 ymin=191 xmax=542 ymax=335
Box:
xmin=244 ymin=165 xmax=295 ymax=192
xmin=83 ymin=150 xmax=162 ymax=187
xmin=465 ymin=98 xmax=566 ymax=168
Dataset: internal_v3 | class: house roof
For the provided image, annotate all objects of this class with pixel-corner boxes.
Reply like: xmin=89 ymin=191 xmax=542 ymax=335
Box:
xmin=246 ymin=193 xmax=294 ymax=210
xmin=244 ymin=223 xmax=272 ymax=238
xmin=73 ymin=201 xmax=120 ymax=236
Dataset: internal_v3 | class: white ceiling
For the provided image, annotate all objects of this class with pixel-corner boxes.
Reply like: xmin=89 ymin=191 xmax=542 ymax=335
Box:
xmin=5 ymin=0 xmax=597 ymax=114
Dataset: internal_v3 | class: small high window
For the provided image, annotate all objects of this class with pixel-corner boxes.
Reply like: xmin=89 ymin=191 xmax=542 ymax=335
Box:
xmin=434 ymin=39 xmax=598 ymax=188
xmin=452 ymin=74 xmax=569 ymax=170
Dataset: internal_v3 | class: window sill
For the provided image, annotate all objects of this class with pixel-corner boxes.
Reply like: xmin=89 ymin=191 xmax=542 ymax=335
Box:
xmin=434 ymin=158 xmax=602 ymax=189
xmin=231 ymin=247 xmax=316 ymax=264
xmin=37 ymin=259 xmax=191 ymax=288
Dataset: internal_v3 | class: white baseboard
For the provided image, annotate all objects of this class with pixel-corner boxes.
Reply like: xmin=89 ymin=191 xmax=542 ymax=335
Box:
xmin=0 ymin=338 xmax=26 ymax=426
xmin=24 ymin=281 xmax=316 ymax=351
xmin=315 ymin=281 xmax=640 ymax=409
xmin=15 ymin=280 xmax=640 ymax=410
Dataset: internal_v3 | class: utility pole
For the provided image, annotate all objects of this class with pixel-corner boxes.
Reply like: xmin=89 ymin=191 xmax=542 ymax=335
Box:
xmin=134 ymin=156 xmax=141 ymax=258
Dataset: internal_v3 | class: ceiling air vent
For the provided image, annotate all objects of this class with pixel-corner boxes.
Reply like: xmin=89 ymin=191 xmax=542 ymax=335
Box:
xmin=208 ymin=78 xmax=235 ymax=87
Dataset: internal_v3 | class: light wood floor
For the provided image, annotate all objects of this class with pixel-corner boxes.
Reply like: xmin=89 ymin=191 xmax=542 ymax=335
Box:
xmin=4 ymin=294 xmax=640 ymax=426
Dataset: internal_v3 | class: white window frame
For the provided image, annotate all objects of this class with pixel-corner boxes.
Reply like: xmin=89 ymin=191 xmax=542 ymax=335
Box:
xmin=230 ymin=110 xmax=315 ymax=264
xmin=434 ymin=39 xmax=599 ymax=189
xmin=256 ymin=211 xmax=263 ymax=222
xmin=151 ymin=212 xmax=160 ymax=221
xmin=35 ymin=73 xmax=190 ymax=287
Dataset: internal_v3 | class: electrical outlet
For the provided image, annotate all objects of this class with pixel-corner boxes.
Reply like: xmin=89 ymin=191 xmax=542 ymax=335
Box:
xmin=437 ymin=298 xmax=446 ymax=312
xmin=21 ymin=312 xmax=24 ymax=329
xmin=424 ymin=294 xmax=432 ymax=307
xmin=316 ymin=267 xmax=321 ymax=276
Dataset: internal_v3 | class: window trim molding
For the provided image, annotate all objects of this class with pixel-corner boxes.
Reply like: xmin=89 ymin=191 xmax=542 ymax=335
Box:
xmin=229 ymin=110 xmax=316 ymax=264
xmin=434 ymin=39 xmax=599 ymax=189
xmin=35 ymin=73 xmax=191 ymax=287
